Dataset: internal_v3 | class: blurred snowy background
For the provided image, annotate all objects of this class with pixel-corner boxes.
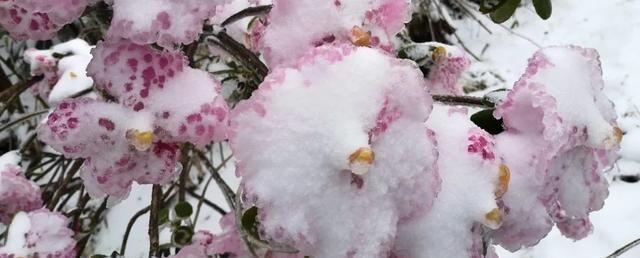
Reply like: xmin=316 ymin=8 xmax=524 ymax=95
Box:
xmin=82 ymin=0 xmax=640 ymax=257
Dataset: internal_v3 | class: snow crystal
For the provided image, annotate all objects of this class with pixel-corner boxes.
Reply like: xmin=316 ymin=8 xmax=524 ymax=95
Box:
xmin=230 ymin=44 xmax=437 ymax=257
xmin=0 ymin=0 xmax=89 ymax=40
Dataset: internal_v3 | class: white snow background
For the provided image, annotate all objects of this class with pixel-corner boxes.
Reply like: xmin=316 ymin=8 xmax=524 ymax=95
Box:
xmin=90 ymin=0 xmax=640 ymax=257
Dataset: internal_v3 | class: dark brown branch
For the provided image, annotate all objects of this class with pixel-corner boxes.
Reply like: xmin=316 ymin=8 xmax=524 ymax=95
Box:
xmin=206 ymin=31 xmax=268 ymax=78
xmin=46 ymin=159 xmax=84 ymax=210
xmin=148 ymin=185 xmax=162 ymax=258
xmin=182 ymin=184 xmax=227 ymax=215
xmin=432 ymin=94 xmax=487 ymax=107
xmin=120 ymin=188 xmax=175 ymax=256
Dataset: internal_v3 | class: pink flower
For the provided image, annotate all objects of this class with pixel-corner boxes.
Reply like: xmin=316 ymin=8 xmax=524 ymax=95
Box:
xmin=230 ymin=44 xmax=438 ymax=257
xmin=107 ymin=0 xmax=230 ymax=48
xmin=88 ymin=39 xmax=229 ymax=147
xmin=39 ymin=40 xmax=229 ymax=204
xmin=0 ymin=209 xmax=76 ymax=258
xmin=492 ymin=46 xmax=620 ymax=251
xmin=394 ymin=105 xmax=505 ymax=257
xmin=257 ymin=0 xmax=411 ymax=67
xmin=0 ymin=0 xmax=89 ymax=40
xmin=0 ymin=152 xmax=43 ymax=224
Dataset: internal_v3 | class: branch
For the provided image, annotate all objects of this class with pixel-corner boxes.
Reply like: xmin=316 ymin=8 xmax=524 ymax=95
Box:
xmin=206 ymin=30 xmax=268 ymax=78
xmin=432 ymin=94 xmax=488 ymax=107
xmin=195 ymin=150 xmax=236 ymax=210
xmin=148 ymin=185 xmax=162 ymax=258
xmin=46 ymin=159 xmax=84 ymax=210
xmin=606 ymin=237 xmax=640 ymax=258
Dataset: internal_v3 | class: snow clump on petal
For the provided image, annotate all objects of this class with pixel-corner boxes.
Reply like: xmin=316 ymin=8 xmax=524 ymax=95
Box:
xmin=230 ymin=44 xmax=438 ymax=257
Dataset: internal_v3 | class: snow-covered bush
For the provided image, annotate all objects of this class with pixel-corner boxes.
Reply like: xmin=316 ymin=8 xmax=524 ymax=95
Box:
xmin=0 ymin=0 xmax=627 ymax=257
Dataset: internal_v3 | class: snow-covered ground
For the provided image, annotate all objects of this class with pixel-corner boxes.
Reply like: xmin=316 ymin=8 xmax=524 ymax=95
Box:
xmin=454 ymin=0 xmax=640 ymax=257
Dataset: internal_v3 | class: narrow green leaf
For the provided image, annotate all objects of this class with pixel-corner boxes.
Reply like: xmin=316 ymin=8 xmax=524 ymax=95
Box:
xmin=532 ymin=0 xmax=552 ymax=20
xmin=490 ymin=0 xmax=521 ymax=24
xmin=470 ymin=109 xmax=505 ymax=135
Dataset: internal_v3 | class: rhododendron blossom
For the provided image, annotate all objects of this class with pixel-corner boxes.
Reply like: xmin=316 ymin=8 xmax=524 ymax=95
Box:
xmin=0 ymin=152 xmax=42 ymax=224
xmin=38 ymin=40 xmax=228 ymax=203
xmin=230 ymin=44 xmax=438 ymax=257
xmin=171 ymin=215 xmax=249 ymax=258
xmin=88 ymin=39 xmax=229 ymax=147
xmin=0 ymin=209 xmax=75 ymax=258
xmin=0 ymin=0 xmax=89 ymax=40
xmin=107 ymin=0 xmax=230 ymax=48
xmin=24 ymin=39 xmax=95 ymax=103
xmin=400 ymin=42 xmax=471 ymax=95
xmin=491 ymin=46 xmax=620 ymax=251
xmin=257 ymin=0 xmax=411 ymax=67
xmin=394 ymin=105 xmax=505 ymax=258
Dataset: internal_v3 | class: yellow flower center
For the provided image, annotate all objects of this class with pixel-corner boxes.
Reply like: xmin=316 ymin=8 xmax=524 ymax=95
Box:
xmin=350 ymin=26 xmax=371 ymax=47
xmin=484 ymin=208 xmax=502 ymax=229
xmin=348 ymin=147 xmax=375 ymax=175
xmin=126 ymin=129 xmax=154 ymax=151
xmin=432 ymin=46 xmax=447 ymax=62
xmin=495 ymin=164 xmax=511 ymax=198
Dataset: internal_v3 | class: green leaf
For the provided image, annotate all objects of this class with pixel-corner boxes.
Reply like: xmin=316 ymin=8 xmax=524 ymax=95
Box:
xmin=174 ymin=202 xmax=193 ymax=219
xmin=242 ymin=206 xmax=261 ymax=240
xmin=172 ymin=226 xmax=194 ymax=246
xmin=470 ymin=109 xmax=505 ymax=135
xmin=158 ymin=207 xmax=170 ymax=225
xmin=532 ymin=0 xmax=552 ymax=20
xmin=489 ymin=0 xmax=521 ymax=24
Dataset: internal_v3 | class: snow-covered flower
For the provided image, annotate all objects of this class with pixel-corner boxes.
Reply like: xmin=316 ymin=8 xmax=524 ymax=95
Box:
xmin=393 ymin=105 xmax=506 ymax=258
xmin=0 ymin=0 xmax=89 ymax=40
xmin=0 ymin=152 xmax=42 ymax=224
xmin=399 ymin=42 xmax=471 ymax=95
xmin=0 ymin=209 xmax=76 ymax=258
xmin=230 ymin=44 xmax=438 ymax=257
xmin=24 ymin=39 xmax=95 ymax=103
xmin=38 ymin=40 xmax=229 ymax=204
xmin=491 ymin=46 xmax=620 ymax=251
xmin=256 ymin=0 xmax=411 ymax=67
xmin=88 ymin=39 xmax=229 ymax=147
xmin=106 ymin=0 xmax=230 ymax=48
xmin=171 ymin=214 xmax=248 ymax=258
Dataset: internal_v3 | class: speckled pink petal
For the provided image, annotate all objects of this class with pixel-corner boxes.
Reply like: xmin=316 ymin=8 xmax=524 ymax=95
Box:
xmin=0 ymin=0 xmax=89 ymax=40
xmin=0 ymin=163 xmax=43 ymax=224
xmin=107 ymin=0 xmax=229 ymax=48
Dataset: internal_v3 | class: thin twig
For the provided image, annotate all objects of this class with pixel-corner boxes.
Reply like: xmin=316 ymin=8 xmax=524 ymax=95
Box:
xmin=606 ymin=237 xmax=640 ymax=258
xmin=120 ymin=189 xmax=175 ymax=256
xmin=0 ymin=110 xmax=48 ymax=133
xmin=46 ymin=159 xmax=84 ymax=210
xmin=196 ymin=150 xmax=236 ymax=210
